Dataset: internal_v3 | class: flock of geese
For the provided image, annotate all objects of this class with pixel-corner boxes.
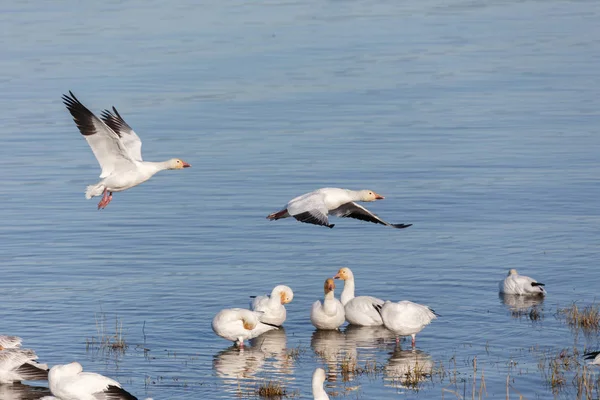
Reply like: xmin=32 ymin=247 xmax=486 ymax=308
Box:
xmin=1 ymin=92 xmax=595 ymax=399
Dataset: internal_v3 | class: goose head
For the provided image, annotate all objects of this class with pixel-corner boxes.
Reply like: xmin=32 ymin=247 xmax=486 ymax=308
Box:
xmin=333 ymin=267 xmax=354 ymax=281
xmin=358 ymin=190 xmax=384 ymax=201
xmin=167 ymin=158 xmax=191 ymax=169
xmin=273 ymin=285 xmax=294 ymax=304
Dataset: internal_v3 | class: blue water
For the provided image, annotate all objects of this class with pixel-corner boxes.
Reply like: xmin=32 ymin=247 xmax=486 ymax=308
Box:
xmin=1 ymin=0 xmax=599 ymax=399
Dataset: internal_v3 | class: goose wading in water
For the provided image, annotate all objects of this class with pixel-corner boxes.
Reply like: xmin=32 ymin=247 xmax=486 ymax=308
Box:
xmin=249 ymin=285 xmax=294 ymax=326
xmin=212 ymin=308 xmax=278 ymax=348
xmin=334 ymin=267 xmax=385 ymax=326
xmin=267 ymin=188 xmax=412 ymax=229
xmin=39 ymin=361 xmax=141 ymax=400
xmin=312 ymin=367 xmax=329 ymax=400
xmin=0 ymin=335 xmax=49 ymax=384
xmin=310 ymin=278 xmax=345 ymax=330
xmin=499 ymin=269 xmax=546 ymax=296
xmin=62 ymin=91 xmax=190 ymax=209
xmin=374 ymin=300 xmax=438 ymax=347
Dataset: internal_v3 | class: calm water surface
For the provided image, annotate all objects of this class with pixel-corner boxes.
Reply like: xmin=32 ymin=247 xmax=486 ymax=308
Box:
xmin=1 ymin=1 xmax=599 ymax=399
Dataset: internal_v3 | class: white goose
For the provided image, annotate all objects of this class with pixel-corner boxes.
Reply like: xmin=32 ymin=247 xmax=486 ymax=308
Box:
xmin=374 ymin=301 xmax=438 ymax=347
xmin=312 ymin=368 xmax=329 ymax=400
xmin=499 ymin=269 xmax=546 ymax=296
xmin=249 ymin=285 xmax=294 ymax=326
xmin=310 ymin=278 xmax=345 ymax=330
xmin=212 ymin=308 xmax=278 ymax=348
xmin=62 ymin=91 xmax=191 ymax=209
xmin=334 ymin=267 xmax=385 ymax=326
xmin=267 ymin=188 xmax=412 ymax=229
xmin=41 ymin=362 xmax=138 ymax=400
xmin=0 ymin=335 xmax=48 ymax=384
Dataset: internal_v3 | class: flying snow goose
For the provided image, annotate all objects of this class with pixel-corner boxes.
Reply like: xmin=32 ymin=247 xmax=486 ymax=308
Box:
xmin=43 ymin=362 xmax=138 ymax=400
xmin=0 ymin=348 xmax=49 ymax=384
xmin=212 ymin=308 xmax=278 ymax=348
xmin=334 ymin=267 xmax=385 ymax=326
xmin=249 ymin=285 xmax=294 ymax=326
xmin=584 ymin=351 xmax=600 ymax=365
xmin=310 ymin=278 xmax=345 ymax=330
xmin=499 ymin=269 xmax=546 ymax=296
xmin=267 ymin=188 xmax=412 ymax=229
xmin=374 ymin=301 xmax=438 ymax=347
xmin=312 ymin=368 xmax=329 ymax=400
xmin=62 ymin=91 xmax=190 ymax=209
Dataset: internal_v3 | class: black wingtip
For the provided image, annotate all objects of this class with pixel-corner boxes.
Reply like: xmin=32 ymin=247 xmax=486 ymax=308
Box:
xmin=328 ymin=224 xmax=335 ymax=229
xmin=531 ymin=282 xmax=545 ymax=287
xmin=373 ymin=303 xmax=383 ymax=316
xmin=391 ymin=223 xmax=412 ymax=229
xmin=584 ymin=351 xmax=600 ymax=359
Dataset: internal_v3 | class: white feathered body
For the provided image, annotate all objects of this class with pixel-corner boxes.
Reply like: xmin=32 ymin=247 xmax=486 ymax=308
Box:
xmin=48 ymin=362 xmax=130 ymax=400
xmin=250 ymin=296 xmax=287 ymax=326
xmin=310 ymin=298 xmax=345 ymax=330
xmin=380 ymin=301 xmax=437 ymax=337
xmin=345 ymin=296 xmax=385 ymax=326
xmin=499 ymin=273 xmax=546 ymax=296
xmin=287 ymin=188 xmax=354 ymax=216
xmin=212 ymin=308 xmax=277 ymax=344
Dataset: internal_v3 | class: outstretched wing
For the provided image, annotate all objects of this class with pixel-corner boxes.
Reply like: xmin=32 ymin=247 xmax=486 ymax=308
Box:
xmin=62 ymin=91 xmax=134 ymax=178
xmin=292 ymin=209 xmax=334 ymax=228
xmin=330 ymin=202 xmax=412 ymax=229
xmin=100 ymin=107 xmax=143 ymax=162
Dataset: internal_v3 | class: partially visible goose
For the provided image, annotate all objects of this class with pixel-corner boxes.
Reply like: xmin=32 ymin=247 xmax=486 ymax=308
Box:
xmin=267 ymin=188 xmax=412 ymax=229
xmin=212 ymin=308 xmax=278 ymax=348
xmin=249 ymin=285 xmax=294 ymax=326
xmin=334 ymin=267 xmax=385 ymax=326
xmin=312 ymin=368 xmax=329 ymax=400
xmin=0 ymin=335 xmax=22 ymax=350
xmin=43 ymin=362 xmax=139 ymax=400
xmin=584 ymin=351 xmax=600 ymax=365
xmin=499 ymin=269 xmax=546 ymax=296
xmin=0 ymin=348 xmax=49 ymax=384
xmin=374 ymin=301 xmax=438 ymax=347
xmin=310 ymin=278 xmax=345 ymax=330
xmin=62 ymin=91 xmax=190 ymax=209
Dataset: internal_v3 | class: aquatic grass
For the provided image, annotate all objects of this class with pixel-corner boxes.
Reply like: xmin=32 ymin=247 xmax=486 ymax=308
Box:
xmin=557 ymin=303 xmax=600 ymax=332
xmin=255 ymin=380 xmax=298 ymax=398
xmin=86 ymin=312 xmax=128 ymax=354
xmin=340 ymin=356 xmax=384 ymax=382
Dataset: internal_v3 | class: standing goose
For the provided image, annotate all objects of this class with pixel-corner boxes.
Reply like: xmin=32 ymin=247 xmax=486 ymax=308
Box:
xmin=62 ymin=91 xmax=191 ymax=209
xmin=312 ymin=368 xmax=329 ymax=400
xmin=334 ymin=267 xmax=385 ymax=326
xmin=43 ymin=362 xmax=138 ymax=400
xmin=249 ymin=285 xmax=294 ymax=326
xmin=374 ymin=301 xmax=438 ymax=347
xmin=212 ymin=308 xmax=278 ymax=348
xmin=267 ymin=188 xmax=412 ymax=229
xmin=310 ymin=278 xmax=345 ymax=330
xmin=499 ymin=269 xmax=546 ymax=296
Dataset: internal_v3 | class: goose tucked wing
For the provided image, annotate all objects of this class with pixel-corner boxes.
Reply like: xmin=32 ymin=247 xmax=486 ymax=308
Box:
xmin=330 ymin=202 xmax=412 ymax=229
xmin=100 ymin=107 xmax=143 ymax=162
xmin=62 ymin=91 xmax=135 ymax=178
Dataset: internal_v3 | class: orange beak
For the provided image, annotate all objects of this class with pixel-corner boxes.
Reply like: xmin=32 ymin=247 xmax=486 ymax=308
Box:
xmin=182 ymin=161 xmax=191 ymax=168
xmin=333 ymin=274 xmax=340 ymax=279
xmin=374 ymin=193 xmax=384 ymax=200
xmin=328 ymin=283 xmax=335 ymax=291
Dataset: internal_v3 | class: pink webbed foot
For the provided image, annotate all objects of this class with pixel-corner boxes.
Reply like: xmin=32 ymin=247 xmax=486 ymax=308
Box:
xmin=97 ymin=191 xmax=113 ymax=210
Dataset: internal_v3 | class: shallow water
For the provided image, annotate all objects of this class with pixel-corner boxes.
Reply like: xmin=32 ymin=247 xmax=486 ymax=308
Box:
xmin=1 ymin=0 xmax=600 ymax=399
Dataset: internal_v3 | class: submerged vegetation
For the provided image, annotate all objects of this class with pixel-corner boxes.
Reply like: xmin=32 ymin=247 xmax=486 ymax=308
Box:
xmin=255 ymin=380 xmax=298 ymax=398
xmin=557 ymin=303 xmax=600 ymax=332
xmin=86 ymin=312 xmax=128 ymax=354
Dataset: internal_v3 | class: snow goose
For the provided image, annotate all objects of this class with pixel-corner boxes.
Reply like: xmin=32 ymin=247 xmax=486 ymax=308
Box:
xmin=584 ymin=351 xmax=600 ymax=365
xmin=0 ymin=335 xmax=22 ymax=350
xmin=267 ymin=188 xmax=412 ymax=229
xmin=312 ymin=368 xmax=329 ymax=400
xmin=310 ymin=278 xmax=345 ymax=330
xmin=374 ymin=301 xmax=438 ymax=347
xmin=212 ymin=308 xmax=278 ymax=348
xmin=334 ymin=267 xmax=385 ymax=326
xmin=249 ymin=285 xmax=294 ymax=326
xmin=0 ymin=347 xmax=49 ymax=384
xmin=62 ymin=91 xmax=190 ymax=209
xmin=499 ymin=269 xmax=546 ymax=296
xmin=43 ymin=362 xmax=139 ymax=400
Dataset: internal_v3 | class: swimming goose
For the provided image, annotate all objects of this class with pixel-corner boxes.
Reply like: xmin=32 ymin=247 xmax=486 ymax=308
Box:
xmin=43 ymin=362 xmax=138 ymax=400
xmin=312 ymin=368 xmax=329 ymax=400
xmin=249 ymin=285 xmax=294 ymax=326
xmin=374 ymin=301 xmax=437 ymax=347
xmin=0 ymin=348 xmax=49 ymax=384
xmin=62 ymin=91 xmax=190 ymax=209
xmin=499 ymin=269 xmax=546 ymax=296
xmin=267 ymin=188 xmax=412 ymax=229
xmin=212 ymin=308 xmax=278 ymax=348
xmin=334 ymin=267 xmax=385 ymax=326
xmin=310 ymin=278 xmax=345 ymax=330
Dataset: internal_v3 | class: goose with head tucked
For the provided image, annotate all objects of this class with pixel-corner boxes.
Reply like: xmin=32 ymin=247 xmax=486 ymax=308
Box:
xmin=62 ymin=91 xmax=191 ymax=209
xmin=212 ymin=308 xmax=278 ymax=348
xmin=499 ymin=269 xmax=546 ymax=296
xmin=267 ymin=188 xmax=412 ymax=229
xmin=310 ymin=278 xmax=345 ymax=330
xmin=374 ymin=301 xmax=438 ymax=347
xmin=334 ymin=267 xmax=385 ymax=326
xmin=249 ymin=285 xmax=294 ymax=326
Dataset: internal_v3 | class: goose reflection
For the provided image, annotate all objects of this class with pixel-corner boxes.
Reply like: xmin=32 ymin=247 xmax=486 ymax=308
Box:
xmin=0 ymin=383 xmax=51 ymax=400
xmin=250 ymin=328 xmax=294 ymax=375
xmin=384 ymin=345 xmax=433 ymax=389
xmin=311 ymin=329 xmax=352 ymax=383
xmin=344 ymin=325 xmax=396 ymax=353
xmin=213 ymin=345 xmax=266 ymax=381
xmin=499 ymin=293 xmax=545 ymax=320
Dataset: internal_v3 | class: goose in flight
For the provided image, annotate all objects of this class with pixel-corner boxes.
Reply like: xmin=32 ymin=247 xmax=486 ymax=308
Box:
xmin=62 ymin=91 xmax=190 ymax=209
xmin=267 ymin=188 xmax=412 ymax=229
xmin=499 ymin=269 xmax=546 ymax=296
